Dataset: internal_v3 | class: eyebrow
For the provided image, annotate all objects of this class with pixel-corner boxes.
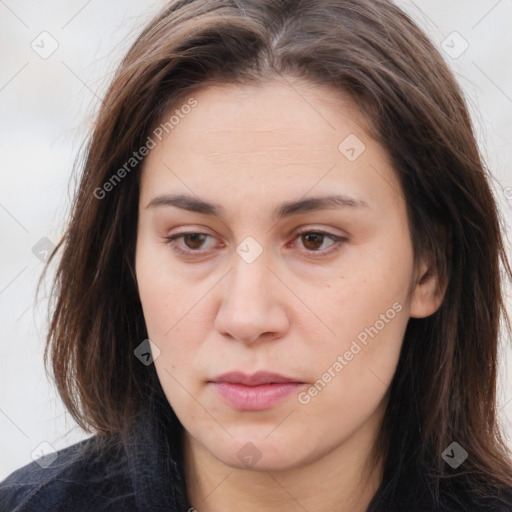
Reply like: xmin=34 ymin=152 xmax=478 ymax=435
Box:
xmin=145 ymin=193 xmax=369 ymax=220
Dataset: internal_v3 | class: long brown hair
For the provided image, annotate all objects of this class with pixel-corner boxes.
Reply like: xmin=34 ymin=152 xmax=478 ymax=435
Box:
xmin=37 ymin=0 xmax=512 ymax=508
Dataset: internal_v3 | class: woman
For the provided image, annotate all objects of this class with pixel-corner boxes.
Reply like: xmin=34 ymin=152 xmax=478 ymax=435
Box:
xmin=1 ymin=0 xmax=512 ymax=510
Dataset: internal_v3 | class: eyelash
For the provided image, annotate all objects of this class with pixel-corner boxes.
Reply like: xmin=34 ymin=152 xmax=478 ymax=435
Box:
xmin=163 ymin=229 xmax=347 ymax=258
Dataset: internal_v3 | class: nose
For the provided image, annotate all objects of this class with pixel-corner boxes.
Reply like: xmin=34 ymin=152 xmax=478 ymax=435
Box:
xmin=214 ymin=256 xmax=290 ymax=344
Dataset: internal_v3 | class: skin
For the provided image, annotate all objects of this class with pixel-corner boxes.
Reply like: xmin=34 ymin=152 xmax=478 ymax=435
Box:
xmin=135 ymin=78 xmax=445 ymax=512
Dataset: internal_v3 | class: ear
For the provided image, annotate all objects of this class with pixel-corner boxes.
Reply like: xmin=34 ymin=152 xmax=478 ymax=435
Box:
xmin=409 ymin=259 xmax=447 ymax=319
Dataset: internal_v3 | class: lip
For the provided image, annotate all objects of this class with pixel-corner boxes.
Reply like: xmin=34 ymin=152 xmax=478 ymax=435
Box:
xmin=211 ymin=371 xmax=301 ymax=386
xmin=209 ymin=371 xmax=305 ymax=410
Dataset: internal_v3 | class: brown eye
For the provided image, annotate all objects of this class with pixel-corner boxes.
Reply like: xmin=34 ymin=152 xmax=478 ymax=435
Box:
xmin=292 ymin=229 xmax=347 ymax=258
xmin=301 ymin=232 xmax=327 ymax=251
xmin=164 ymin=232 xmax=216 ymax=255
xmin=182 ymin=233 xmax=208 ymax=250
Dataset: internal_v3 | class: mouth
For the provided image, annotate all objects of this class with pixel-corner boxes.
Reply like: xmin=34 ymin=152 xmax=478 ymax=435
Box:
xmin=208 ymin=371 xmax=306 ymax=410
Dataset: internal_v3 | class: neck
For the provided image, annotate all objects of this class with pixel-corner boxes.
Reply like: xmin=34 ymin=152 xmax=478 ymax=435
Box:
xmin=182 ymin=405 xmax=386 ymax=512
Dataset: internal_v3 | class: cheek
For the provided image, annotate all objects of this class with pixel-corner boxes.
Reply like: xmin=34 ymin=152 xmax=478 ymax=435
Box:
xmin=306 ymin=297 xmax=408 ymax=391
xmin=136 ymin=232 xmax=192 ymax=335
xmin=316 ymin=239 xmax=413 ymax=338
xmin=135 ymin=240 xmax=209 ymax=376
xmin=347 ymin=228 xmax=414 ymax=309
xmin=298 ymin=300 xmax=407 ymax=444
xmin=138 ymin=273 xmax=206 ymax=364
xmin=301 ymin=237 xmax=412 ymax=401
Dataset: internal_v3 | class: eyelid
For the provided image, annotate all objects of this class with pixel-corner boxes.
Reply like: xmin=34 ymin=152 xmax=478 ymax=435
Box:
xmin=289 ymin=228 xmax=347 ymax=257
xmin=163 ymin=231 xmax=219 ymax=256
xmin=163 ymin=226 xmax=348 ymax=257
xmin=290 ymin=224 xmax=349 ymax=240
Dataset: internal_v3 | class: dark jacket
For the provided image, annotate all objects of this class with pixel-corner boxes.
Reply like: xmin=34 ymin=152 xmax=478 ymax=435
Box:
xmin=1 ymin=401 xmax=511 ymax=511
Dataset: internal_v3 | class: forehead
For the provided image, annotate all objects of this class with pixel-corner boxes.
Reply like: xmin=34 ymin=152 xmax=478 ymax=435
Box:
xmin=139 ymin=80 xmax=402 ymax=211
xmin=152 ymin=80 xmax=366 ymax=157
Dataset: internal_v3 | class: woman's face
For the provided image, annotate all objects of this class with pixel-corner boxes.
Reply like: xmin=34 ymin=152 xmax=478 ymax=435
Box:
xmin=135 ymin=79 xmax=441 ymax=471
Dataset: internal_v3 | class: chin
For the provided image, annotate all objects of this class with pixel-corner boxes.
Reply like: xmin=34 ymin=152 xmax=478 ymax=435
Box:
xmin=204 ymin=433 xmax=317 ymax=472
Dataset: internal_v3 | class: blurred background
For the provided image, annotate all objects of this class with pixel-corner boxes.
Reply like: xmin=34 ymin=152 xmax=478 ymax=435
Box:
xmin=1 ymin=0 xmax=511 ymax=480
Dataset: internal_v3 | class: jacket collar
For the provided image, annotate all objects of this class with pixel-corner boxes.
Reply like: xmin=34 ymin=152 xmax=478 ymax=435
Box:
xmin=122 ymin=393 xmax=191 ymax=511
